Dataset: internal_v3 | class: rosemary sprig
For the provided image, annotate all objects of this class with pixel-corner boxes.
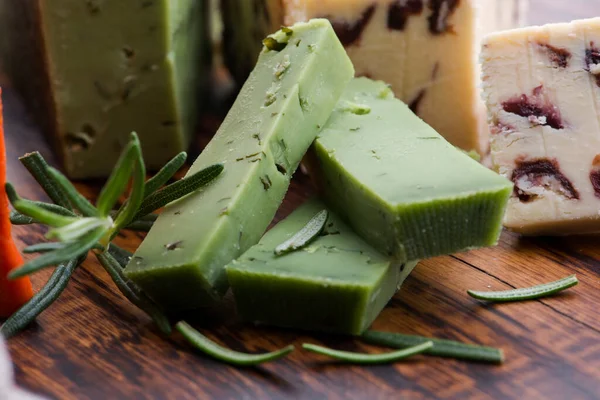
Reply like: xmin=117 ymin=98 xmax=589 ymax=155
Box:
xmin=302 ymin=341 xmax=433 ymax=365
xmin=2 ymin=133 xmax=224 ymax=337
xmin=176 ymin=321 xmax=294 ymax=366
xmin=467 ymin=275 xmax=578 ymax=303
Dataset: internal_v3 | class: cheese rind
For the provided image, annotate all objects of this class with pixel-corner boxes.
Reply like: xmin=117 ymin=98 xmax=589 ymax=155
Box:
xmin=308 ymin=77 xmax=513 ymax=261
xmin=481 ymin=18 xmax=600 ymax=235
xmin=0 ymin=0 xmax=209 ymax=179
xmin=124 ymin=20 xmax=354 ymax=309
xmin=226 ymin=199 xmax=419 ymax=335
xmin=221 ymin=0 xmax=527 ymax=153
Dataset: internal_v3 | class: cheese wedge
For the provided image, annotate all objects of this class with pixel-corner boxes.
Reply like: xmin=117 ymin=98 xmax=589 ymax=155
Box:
xmin=482 ymin=18 xmax=600 ymax=235
xmin=0 ymin=0 xmax=209 ymax=179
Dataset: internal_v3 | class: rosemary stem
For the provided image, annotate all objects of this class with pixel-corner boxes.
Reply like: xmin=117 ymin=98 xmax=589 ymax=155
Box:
xmin=95 ymin=252 xmax=171 ymax=335
xmin=0 ymin=257 xmax=81 ymax=338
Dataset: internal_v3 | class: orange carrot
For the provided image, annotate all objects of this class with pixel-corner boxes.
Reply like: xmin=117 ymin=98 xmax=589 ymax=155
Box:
xmin=0 ymin=88 xmax=33 ymax=317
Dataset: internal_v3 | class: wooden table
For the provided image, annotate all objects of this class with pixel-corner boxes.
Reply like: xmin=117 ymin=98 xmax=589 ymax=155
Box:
xmin=4 ymin=2 xmax=600 ymax=399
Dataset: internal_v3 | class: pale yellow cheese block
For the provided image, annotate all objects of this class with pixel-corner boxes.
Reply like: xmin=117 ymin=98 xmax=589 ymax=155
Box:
xmin=482 ymin=18 xmax=600 ymax=235
xmin=282 ymin=0 xmax=527 ymax=153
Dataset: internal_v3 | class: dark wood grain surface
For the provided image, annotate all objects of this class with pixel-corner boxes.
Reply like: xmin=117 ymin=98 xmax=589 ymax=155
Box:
xmin=4 ymin=2 xmax=600 ymax=399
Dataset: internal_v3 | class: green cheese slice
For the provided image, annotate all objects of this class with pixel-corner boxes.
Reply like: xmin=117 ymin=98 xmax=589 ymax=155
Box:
xmin=308 ymin=77 xmax=513 ymax=261
xmin=124 ymin=19 xmax=354 ymax=309
xmin=226 ymin=199 xmax=418 ymax=335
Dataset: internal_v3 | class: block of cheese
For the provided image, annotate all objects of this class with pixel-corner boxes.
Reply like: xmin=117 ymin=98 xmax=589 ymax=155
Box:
xmin=226 ymin=199 xmax=419 ymax=335
xmin=221 ymin=0 xmax=527 ymax=153
xmin=307 ymin=77 xmax=513 ymax=261
xmin=0 ymin=0 xmax=209 ymax=179
xmin=124 ymin=20 xmax=354 ymax=309
xmin=481 ymin=18 xmax=600 ymax=235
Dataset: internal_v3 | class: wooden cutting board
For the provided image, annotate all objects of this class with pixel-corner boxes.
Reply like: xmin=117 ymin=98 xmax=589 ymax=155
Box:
xmin=4 ymin=1 xmax=600 ymax=399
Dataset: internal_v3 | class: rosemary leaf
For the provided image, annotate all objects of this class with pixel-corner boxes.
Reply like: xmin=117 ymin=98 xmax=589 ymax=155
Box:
xmin=274 ymin=210 xmax=328 ymax=256
xmin=144 ymin=151 xmax=187 ymax=197
xmin=134 ymin=163 xmax=224 ymax=220
xmin=6 ymin=184 xmax=77 ymax=228
xmin=123 ymin=219 xmax=154 ymax=232
xmin=9 ymin=227 xmax=106 ymax=279
xmin=96 ymin=136 xmax=137 ymax=217
xmin=34 ymin=202 xmax=77 ymax=217
xmin=19 ymin=152 xmax=71 ymax=209
xmin=108 ymin=245 xmax=133 ymax=269
xmin=467 ymin=275 xmax=579 ymax=303
xmin=302 ymin=341 xmax=433 ymax=365
xmin=362 ymin=331 xmax=504 ymax=364
xmin=1 ymin=257 xmax=81 ymax=338
xmin=11 ymin=203 xmax=76 ymax=225
xmin=10 ymin=210 xmax=35 ymax=225
xmin=47 ymin=217 xmax=112 ymax=242
xmin=46 ymin=167 xmax=98 ymax=217
xmin=112 ymin=133 xmax=146 ymax=234
xmin=96 ymin=252 xmax=171 ymax=335
xmin=23 ymin=242 xmax=68 ymax=254
xmin=176 ymin=321 xmax=294 ymax=366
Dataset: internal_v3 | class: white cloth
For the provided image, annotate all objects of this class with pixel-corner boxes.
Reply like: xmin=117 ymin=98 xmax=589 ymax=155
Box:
xmin=0 ymin=337 xmax=47 ymax=400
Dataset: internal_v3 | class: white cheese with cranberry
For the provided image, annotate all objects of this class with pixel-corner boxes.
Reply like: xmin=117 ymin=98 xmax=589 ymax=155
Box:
xmin=481 ymin=18 xmax=600 ymax=235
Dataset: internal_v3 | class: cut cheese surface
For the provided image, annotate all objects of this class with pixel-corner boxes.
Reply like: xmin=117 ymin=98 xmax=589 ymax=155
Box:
xmin=222 ymin=0 xmax=527 ymax=153
xmin=482 ymin=18 xmax=600 ymax=235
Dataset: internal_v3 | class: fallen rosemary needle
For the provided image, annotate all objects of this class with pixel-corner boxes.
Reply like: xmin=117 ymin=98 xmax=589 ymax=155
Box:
xmin=362 ymin=331 xmax=504 ymax=364
xmin=274 ymin=209 xmax=328 ymax=255
xmin=467 ymin=275 xmax=578 ymax=303
xmin=2 ymin=133 xmax=224 ymax=338
xmin=176 ymin=322 xmax=294 ymax=367
xmin=302 ymin=341 xmax=433 ymax=365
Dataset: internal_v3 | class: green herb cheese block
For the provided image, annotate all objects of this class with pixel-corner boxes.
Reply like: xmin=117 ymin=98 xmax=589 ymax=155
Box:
xmin=307 ymin=77 xmax=513 ymax=262
xmin=0 ymin=0 xmax=209 ymax=179
xmin=226 ymin=199 xmax=419 ymax=335
xmin=124 ymin=19 xmax=354 ymax=309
